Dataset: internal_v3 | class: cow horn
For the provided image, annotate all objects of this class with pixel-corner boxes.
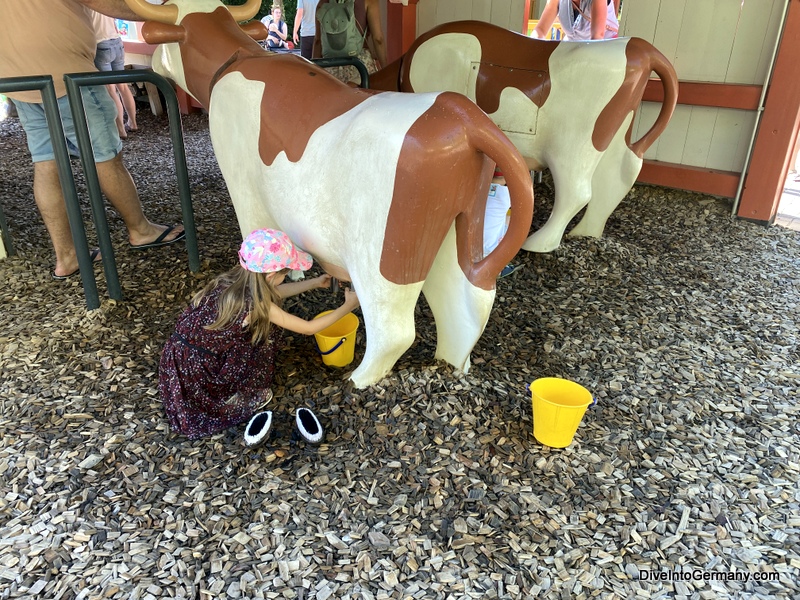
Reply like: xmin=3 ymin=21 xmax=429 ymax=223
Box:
xmin=226 ymin=0 xmax=262 ymax=22
xmin=123 ymin=0 xmax=179 ymax=24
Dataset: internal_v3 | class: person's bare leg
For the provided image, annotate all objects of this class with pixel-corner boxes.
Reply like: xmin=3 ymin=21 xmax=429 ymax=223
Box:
xmin=33 ymin=160 xmax=84 ymax=277
xmin=95 ymin=153 xmax=184 ymax=246
xmin=115 ymin=83 xmax=138 ymax=131
xmin=106 ymin=84 xmax=126 ymax=139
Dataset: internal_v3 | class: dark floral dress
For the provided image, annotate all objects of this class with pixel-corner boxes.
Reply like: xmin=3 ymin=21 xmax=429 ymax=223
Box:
xmin=158 ymin=286 xmax=282 ymax=439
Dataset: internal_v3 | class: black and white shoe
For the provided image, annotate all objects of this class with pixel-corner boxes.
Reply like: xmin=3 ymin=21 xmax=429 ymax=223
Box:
xmin=295 ymin=408 xmax=325 ymax=445
xmin=498 ymin=263 xmax=522 ymax=279
xmin=244 ymin=411 xmax=273 ymax=448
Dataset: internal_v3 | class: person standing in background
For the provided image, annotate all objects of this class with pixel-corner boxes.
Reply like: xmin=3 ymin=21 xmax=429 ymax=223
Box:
xmin=293 ymin=0 xmax=320 ymax=60
xmin=482 ymin=169 xmax=521 ymax=279
xmin=91 ymin=10 xmax=138 ymax=138
xmin=531 ymin=0 xmax=618 ymax=41
xmin=313 ymin=0 xmax=386 ymax=85
xmin=0 ymin=0 xmax=185 ymax=280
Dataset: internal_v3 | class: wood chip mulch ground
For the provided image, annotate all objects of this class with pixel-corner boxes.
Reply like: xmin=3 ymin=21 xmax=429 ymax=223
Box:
xmin=1 ymin=108 xmax=798 ymax=600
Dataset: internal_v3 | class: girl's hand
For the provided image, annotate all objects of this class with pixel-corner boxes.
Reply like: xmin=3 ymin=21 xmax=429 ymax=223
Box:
xmin=344 ymin=288 xmax=359 ymax=310
xmin=316 ymin=274 xmax=332 ymax=289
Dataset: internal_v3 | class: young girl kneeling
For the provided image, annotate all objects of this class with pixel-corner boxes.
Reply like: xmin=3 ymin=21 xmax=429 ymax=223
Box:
xmin=159 ymin=228 xmax=359 ymax=444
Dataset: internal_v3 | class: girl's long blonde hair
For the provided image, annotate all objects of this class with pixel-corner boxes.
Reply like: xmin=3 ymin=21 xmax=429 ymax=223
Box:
xmin=192 ymin=265 xmax=282 ymax=345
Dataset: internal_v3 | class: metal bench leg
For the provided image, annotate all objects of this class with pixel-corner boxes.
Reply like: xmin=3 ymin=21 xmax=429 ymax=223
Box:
xmin=0 ymin=75 xmax=100 ymax=309
xmin=65 ymin=69 xmax=200 ymax=283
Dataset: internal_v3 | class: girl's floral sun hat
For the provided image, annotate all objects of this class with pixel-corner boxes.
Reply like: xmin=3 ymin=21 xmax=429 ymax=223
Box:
xmin=238 ymin=228 xmax=313 ymax=273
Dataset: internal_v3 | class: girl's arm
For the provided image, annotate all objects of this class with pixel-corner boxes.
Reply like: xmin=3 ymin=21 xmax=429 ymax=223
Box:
xmin=277 ymin=274 xmax=331 ymax=298
xmin=269 ymin=289 xmax=360 ymax=335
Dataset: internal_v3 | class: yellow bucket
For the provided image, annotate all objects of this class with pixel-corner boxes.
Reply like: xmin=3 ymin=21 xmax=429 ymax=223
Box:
xmin=313 ymin=311 xmax=359 ymax=367
xmin=530 ymin=378 xmax=594 ymax=448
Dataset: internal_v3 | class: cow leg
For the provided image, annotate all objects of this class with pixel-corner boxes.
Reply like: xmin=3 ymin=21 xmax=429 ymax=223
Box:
xmin=422 ymin=226 xmax=495 ymax=372
xmin=569 ymin=122 xmax=641 ymax=238
xmin=522 ymin=162 xmax=594 ymax=253
xmin=348 ymin=281 xmax=423 ymax=389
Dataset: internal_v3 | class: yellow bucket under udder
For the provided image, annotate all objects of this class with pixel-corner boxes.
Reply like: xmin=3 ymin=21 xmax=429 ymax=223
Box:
xmin=530 ymin=378 xmax=594 ymax=448
xmin=313 ymin=311 xmax=359 ymax=367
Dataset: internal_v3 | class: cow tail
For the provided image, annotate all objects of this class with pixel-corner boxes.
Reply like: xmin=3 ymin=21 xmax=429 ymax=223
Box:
xmin=630 ymin=43 xmax=679 ymax=157
xmin=466 ymin=114 xmax=535 ymax=289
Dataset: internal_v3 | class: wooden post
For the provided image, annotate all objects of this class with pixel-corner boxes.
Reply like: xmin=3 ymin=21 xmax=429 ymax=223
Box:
xmin=737 ymin=0 xmax=800 ymax=222
xmin=387 ymin=0 xmax=418 ymax=64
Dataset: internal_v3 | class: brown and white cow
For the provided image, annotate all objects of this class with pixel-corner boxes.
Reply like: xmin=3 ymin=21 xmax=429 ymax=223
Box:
xmin=370 ymin=21 xmax=678 ymax=253
xmin=123 ymin=0 xmax=534 ymax=388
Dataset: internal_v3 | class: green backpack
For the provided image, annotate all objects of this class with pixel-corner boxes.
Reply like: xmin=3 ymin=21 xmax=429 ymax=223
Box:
xmin=316 ymin=0 xmax=367 ymax=58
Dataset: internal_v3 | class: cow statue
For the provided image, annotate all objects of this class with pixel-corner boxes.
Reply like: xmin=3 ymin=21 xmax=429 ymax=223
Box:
xmin=370 ymin=21 xmax=679 ymax=253
xmin=123 ymin=0 xmax=534 ymax=388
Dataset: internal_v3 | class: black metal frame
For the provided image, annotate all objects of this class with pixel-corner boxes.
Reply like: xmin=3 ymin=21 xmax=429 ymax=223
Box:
xmin=0 ymin=70 xmax=198 ymax=310
xmin=310 ymin=57 xmax=370 ymax=89
xmin=64 ymin=70 xmax=199 ymax=302
xmin=0 ymin=75 xmax=101 ymax=307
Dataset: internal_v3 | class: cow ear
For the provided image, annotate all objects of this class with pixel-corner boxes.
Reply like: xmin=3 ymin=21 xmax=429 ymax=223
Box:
xmin=241 ymin=21 xmax=268 ymax=42
xmin=141 ymin=21 xmax=187 ymax=44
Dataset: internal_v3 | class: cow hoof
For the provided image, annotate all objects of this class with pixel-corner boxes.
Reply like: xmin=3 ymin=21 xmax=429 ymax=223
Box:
xmin=566 ymin=224 xmax=604 ymax=239
xmin=521 ymin=234 xmax=561 ymax=253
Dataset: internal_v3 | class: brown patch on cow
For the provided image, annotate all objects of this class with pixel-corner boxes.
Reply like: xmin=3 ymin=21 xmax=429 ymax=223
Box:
xmin=381 ymin=94 xmax=492 ymax=286
xmin=240 ymin=21 xmax=268 ymax=41
xmin=369 ymin=56 xmax=402 ymax=91
xmin=456 ymin=100 xmax=535 ymax=290
xmin=627 ymin=39 xmax=678 ymax=157
xmin=141 ymin=22 xmax=186 ymax=45
xmin=592 ymin=38 xmax=657 ymax=154
xmin=396 ymin=21 xmax=559 ymax=113
xmin=171 ymin=8 xmax=371 ymax=165
xmin=232 ymin=58 xmax=370 ymax=165
xmin=474 ymin=63 xmax=550 ymax=116
xmin=177 ymin=9 xmax=268 ymax=107
xmin=380 ymin=92 xmax=533 ymax=291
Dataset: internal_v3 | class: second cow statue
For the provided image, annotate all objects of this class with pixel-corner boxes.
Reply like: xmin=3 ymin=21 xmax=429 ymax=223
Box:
xmin=371 ymin=21 xmax=678 ymax=253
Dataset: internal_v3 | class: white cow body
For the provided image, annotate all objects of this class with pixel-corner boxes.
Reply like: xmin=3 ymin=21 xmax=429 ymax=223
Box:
xmin=130 ymin=0 xmax=535 ymax=388
xmin=210 ymin=76 xmax=486 ymax=386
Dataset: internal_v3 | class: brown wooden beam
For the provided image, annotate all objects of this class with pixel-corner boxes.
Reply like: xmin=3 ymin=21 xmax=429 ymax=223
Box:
xmin=523 ymin=0 xmax=533 ymax=30
xmin=387 ymin=0 xmax=419 ymax=64
xmin=638 ymin=160 xmax=740 ymax=198
xmin=643 ymin=80 xmax=762 ymax=111
xmin=738 ymin=0 xmax=800 ymax=221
